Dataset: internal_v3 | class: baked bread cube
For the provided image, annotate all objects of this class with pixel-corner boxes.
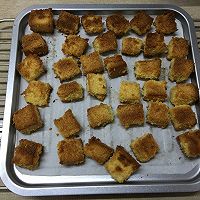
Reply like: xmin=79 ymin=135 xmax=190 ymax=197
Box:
xmin=53 ymin=57 xmax=81 ymax=82
xmin=93 ymin=31 xmax=117 ymax=54
xmin=167 ymin=37 xmax=189 ymax=60
xmin=87 ymin=103 xmax=114 ymax=128
xmin=56 ymin=11 xmax=80 ymax=34
xmin=12 ymin=139 xmax=43 ymax=170
xmin=13 ymin=104 xmax=43 ymax=134
xmin=117 ymin=103 xmax=144 ymax=128
xmin=176 ymin=129 xmax=200 ymax=158
xmin=21 ymin=33 xmax=48 ymax=56
xmin=130 ymin=133 xmax=159 ymax=162
xmin=119 ymin=81 xmax=140 ymax=103
xmin=104 ymin=55 xmax=127 ymax=78
xmin=84 ymin=136 xmax=114 ymax=164
xmin=154 ymin=11 xmax=177 ymax=35
xmin=104 ymin=146 xmax=140 ymax=183
xmin=143 ymin=80 xmax=167 ymax=102
xmin=80 ymin=51 xmax=104 ymax=75
xmin=122 ymin=37 xmax=143 ymax=56
xmin=169 ymin=105 xmax=197 ymax=131
xmin=146 ymin=101 xmax=170 ymax=128
xmin=57 ymin=81 xmax=83 ymax=103
xmin=169 ymin=58 xmax=194 ymax=83
xmin=17 ymin=54 xmax=46 ymax=82
xmin=134 ymin=58 xmax=161 ymax=80
xmin=28 ymin=8 xmax=54 ymax=33
xmin=106 ymin=14 xmax=130 ymax=37
xmin=62 ymin=35 xmax=88 ymax=57
xmin=22 ymin=80 xmax=52 ymax=107
xmin=87 ymin=73 xmax=107 ymax=101
xmin=130 ymin=11 xmax=153 ymax=35
xmin=144 ymin=32 xmax=166 ymax=57
xmin=54 ymin=109 xmax=81 ymax=138
xmin=170 ymin=83 xmax=199 ymax=106
xmin=81 ymin=14 xmax=103 ymax=34
xmin=57 ymin=138 xmax=85 ymax=165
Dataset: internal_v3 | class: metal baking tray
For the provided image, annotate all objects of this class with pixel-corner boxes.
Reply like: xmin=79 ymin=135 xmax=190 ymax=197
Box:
xmin=1 ymin=4 xmax=200 ymax=196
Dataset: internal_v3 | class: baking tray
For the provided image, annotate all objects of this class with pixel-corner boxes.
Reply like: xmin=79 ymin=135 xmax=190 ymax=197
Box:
xmin=1 ymin=4 xmax=200 ymax=196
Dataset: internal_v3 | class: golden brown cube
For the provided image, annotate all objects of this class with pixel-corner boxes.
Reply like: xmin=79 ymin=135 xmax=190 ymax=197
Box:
xmin=170 ymin=105 xmax=197 ymax=131
xmin=122 ymin=37 xmax=143 ymax=56
xmin=87 ymin=73 xmax=107 ymax=101
xmin=56 ymin=11 xmax=80 ymax=34
xmin=104 ymin=146 xmax=140 ymax=183
xmin=117 ymin=103 xmax=144 ymax=128
xmin=104 ymin=55 xmax=127 ymax=78
xmin=146 ymin=101 xmax=170 ymax=128
xmin=87 ymin=103 xmax=114 ymax=128
xmin=130 ymin=133 xmax=159 ymax=162
xmin=167 ymin=37 xmax=189 ymax=60
xmin=143 ymin=80 xmax=167 ymax=102
xmin=21 ymin=33 xmax=48 ymax=56
xmin=144 ymin=32 xmax=166 ymax=57
xmin=28 ymin=8 xmax=54 ymax=33
xmin=22 ymin=80 xmax=52 ymax=107
xmin=57 ymin=81 xmax=83 ymax=103
xmin=84 ymin=136 xmax=114 ymax=164
xmin=12 ymin=104 xmax=43 ymax=134
xmin=154 ymin=11 xmax=177 ymax=35
xmin=80 ymin=51 xmax=104 ymax=75
xmin=170 ymin=83 xmax=199 ymax=106
xmin=53 ymin=57 xmax=81 ymax=82
xmin=81 ymin=14 xmax=103 ymax=34
xmin=93 ymin=31 xmax=117 ymax=54
xmin=176 ymin=129 xmax=200 ymax=158
xmin=17 ymin=54 xmax=46 ymax=82
xmin=62 ymin=35 xmax=88 ymax=57
xmin=130 ymin=11 xmax=153 ymax=35
xmin=169 ymin=58 xmax=194 ymax=83
xmin=119 ymin=81 xmax=140 ymax=103
xmin=54 ymin=109 xmax=81 ymax=138
xmin=12 ymin=139 xmax=43 ymax=170
xmin=106 ymin=14 xmax=130 ymax=37
xmin=57 ymin=138 xmax=85 ymax=165
xmin=134 ymin=58 xmax=161 ymax=80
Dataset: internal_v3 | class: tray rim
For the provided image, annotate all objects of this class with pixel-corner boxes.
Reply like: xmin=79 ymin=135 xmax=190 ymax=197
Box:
xmin=1 ymin=3 xmax=200 ymax=196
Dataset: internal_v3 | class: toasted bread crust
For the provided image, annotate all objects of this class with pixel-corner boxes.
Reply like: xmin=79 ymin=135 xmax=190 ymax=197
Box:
xmin=56 ymin=11 xmax=80 ymax=34
xmin=104 ymin=146 xmax=140 ymax=183
xmin=28 ymin=8 xmax=54 ymax=33
xmin=176 ymin=130 xmax=200 ymax=158
xmin=87 ymin=103 xmax=114 ymax=128
xmin=169 ymin=58 xmax=194 ymax=83
xmin=81 ymin=14 xmax=103 ymax=34
xmin=117 ymin=103 xmax=144 ymax=128
xmin=146 ymin=101 xmax=170 ymax=128
xmin=57 ymin=138 xmax=85 ymax=165
xmin=21 ymin=33 xmax=48 ymax=56
xmin=17 ymin=54 xmax=46 ymax=82
xmin=13 ymin=104 xmax=43 ymax=134
xmin=106 ymin=14 xmax=130 ymax=37
xmin=154 ymin=11 xmax=177 ymax=34
xmin=170 ymin=105 xmax=197 ymax=131
xmin=57 ymin=81 xmax=83 ymax=103
xmin=84 ymin=136 xmax=114 ymax=164
xmin=93 ymin=31 xmax=117 ymax=54
xmin=54 ymin=109 xmax=81 ymax=138
xmin=130 ymin=11 xmax=153 ymax=35
xmin=170 ymin=83 xmax=199 ymax=106
xmin=130 ymin=133 xmax=159 ymax=162
xmin=12 ymin=139 xmax=43 ymax=170
xmin=135 ymin=58 xmax=161 ymax=80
